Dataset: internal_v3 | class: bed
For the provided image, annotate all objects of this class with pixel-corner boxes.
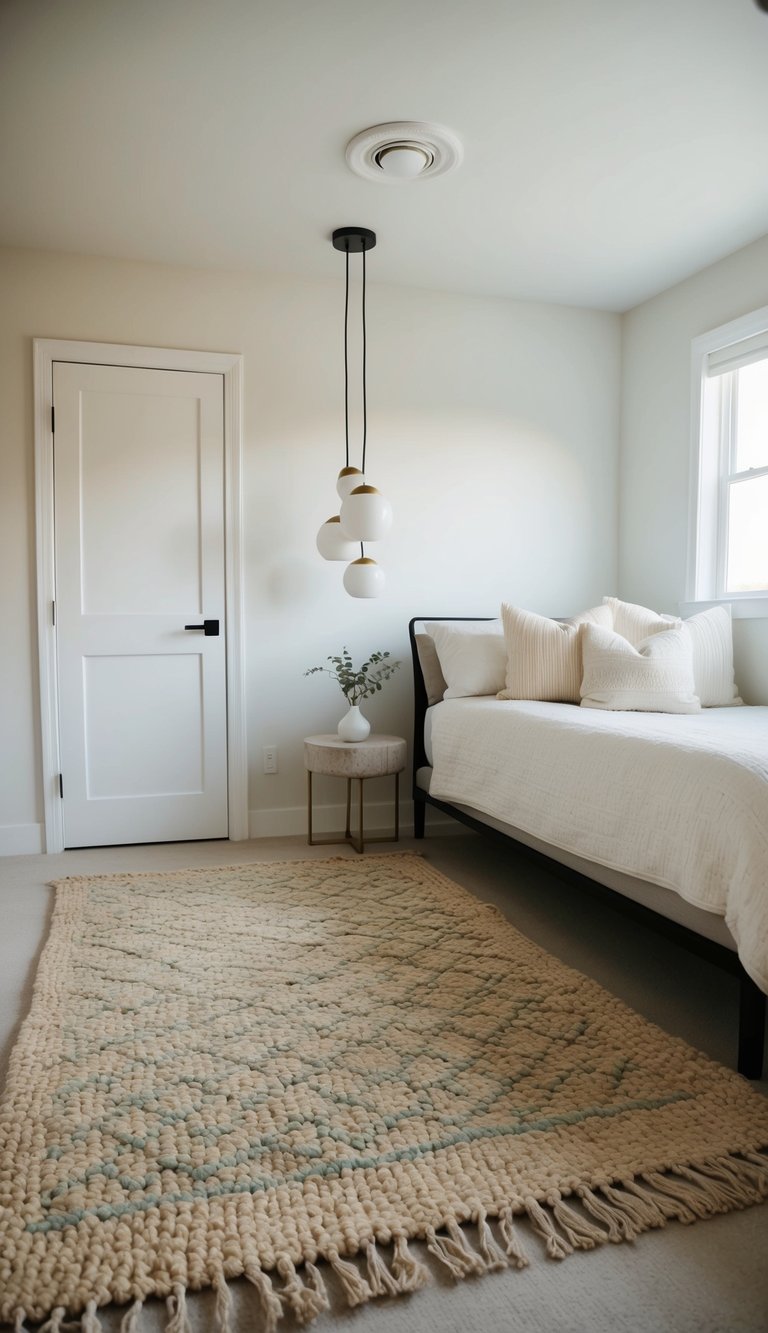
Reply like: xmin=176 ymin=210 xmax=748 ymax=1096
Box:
xmin=409 ymin=616 xmax=768 ymax=1079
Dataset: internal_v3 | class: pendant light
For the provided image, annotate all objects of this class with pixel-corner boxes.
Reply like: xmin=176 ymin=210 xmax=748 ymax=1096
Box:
xmin=315 ymin=515 xmax=359 ymax=562
xmin=343 ymin=555 xmax=385 ymax=598
xmin=316 ymin=225 xmax=392 ymax=597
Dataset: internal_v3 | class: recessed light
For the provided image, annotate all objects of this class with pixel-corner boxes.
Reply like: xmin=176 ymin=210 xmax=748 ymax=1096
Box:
xmin=346 ymin=121 xmax=463 ymax=184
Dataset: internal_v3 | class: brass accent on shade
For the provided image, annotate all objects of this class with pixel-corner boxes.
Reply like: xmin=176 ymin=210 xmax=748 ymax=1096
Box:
xmin=349 ymin=557 xmax=377 ymax=566
xmin=325 ymin=515 xmax=342 ymax=524
xmin=350 ymin=484 xmax=379 ymax=496
xmin=338 ymin=466 xmax=363 ymax=479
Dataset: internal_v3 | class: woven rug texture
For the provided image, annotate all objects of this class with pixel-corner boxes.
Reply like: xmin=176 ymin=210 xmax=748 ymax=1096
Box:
xmin=1 ymin=854 xmax=767 ymax=1330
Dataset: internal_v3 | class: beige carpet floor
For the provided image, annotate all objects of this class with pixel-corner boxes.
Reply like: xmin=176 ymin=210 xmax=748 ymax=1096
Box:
xmin=1 ymin=828 xmax=766 ymax=1333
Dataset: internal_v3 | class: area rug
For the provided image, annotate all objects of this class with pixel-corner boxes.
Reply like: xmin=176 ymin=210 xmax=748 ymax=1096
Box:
xmin=1 ymin=856 xmax=767 ymax=1331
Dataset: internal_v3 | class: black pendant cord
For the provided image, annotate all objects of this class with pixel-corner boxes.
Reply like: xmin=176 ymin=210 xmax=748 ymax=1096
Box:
xmin=344 ymin=246 xmax=350 ymax=469
xmin=361 ymin=244 xmax=368 ymax=476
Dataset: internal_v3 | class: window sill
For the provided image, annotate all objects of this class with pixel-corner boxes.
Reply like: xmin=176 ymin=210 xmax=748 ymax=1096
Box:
xmin=679 ymin=597 xmax=768 ymax=620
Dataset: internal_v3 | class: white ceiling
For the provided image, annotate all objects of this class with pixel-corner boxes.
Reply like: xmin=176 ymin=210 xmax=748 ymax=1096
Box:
xmin=2 ymin=0 xmax=768 ymax=312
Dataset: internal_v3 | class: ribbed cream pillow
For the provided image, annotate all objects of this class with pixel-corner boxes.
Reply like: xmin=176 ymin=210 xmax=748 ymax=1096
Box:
xmin=682 ymin=606 xmax=742 ymax=707
xmin=602 ymin=596 xmax=681 ymax=644
xmin=497 ymin=603 xmax=613 ymax=703
xmin=580 ymin=624 xmax=701 ymax=713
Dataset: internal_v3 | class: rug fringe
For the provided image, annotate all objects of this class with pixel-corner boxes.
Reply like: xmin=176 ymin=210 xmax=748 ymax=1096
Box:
xmin=213 ymin=1277 xmax=234 ymax=1333
xmin=524 ymin=1197 xmax=573 ymax=1259
xmin=326 ymin=1249 xmax=373 ymax=1307
xmin=276 ymin=1256 xmax=329 ymax=1323
xmin=390 ymin=1234 xmax=430 ymax=1291
xmin=474 ymin=1208 xmax=509 ymax=1271
xmin=364 ymin=1241 xmax=402 ymax=1297
xmin=119 ymin=1301 xmax=143 ymax=1333
xmin=80 ymin=1301 xmax=101 ymax=1333
xmin=37 ymin=1310 xmax=68 ymax=1333
xmin=164 ymin=1284 xmax=192 ymax=1333
xmin=10 ymin=1151 xmax=768 ymax=1330
xmin=425 ymin=1220 xmax=487 ymax=1278
xmin=550 ymin=1194 xmax=607 ymax=1251
xmin=498 ymin=1207 xmax=531 ymax=1269
xmin=244 ymin=1267 xmax=283 ymax=1333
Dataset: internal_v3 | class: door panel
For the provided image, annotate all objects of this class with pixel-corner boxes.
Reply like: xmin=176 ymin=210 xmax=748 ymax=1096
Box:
xmin=54 ymin=361 xmax=228 ymax=847
xmin=79 ymin=390 xmax=203 ymax=614
xmin=83 ymin=654 xmax=203 ymax=798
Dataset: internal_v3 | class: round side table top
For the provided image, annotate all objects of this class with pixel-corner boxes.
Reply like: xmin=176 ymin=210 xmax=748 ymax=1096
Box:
xmin=304 ymin=734 xmax=407 ymax=778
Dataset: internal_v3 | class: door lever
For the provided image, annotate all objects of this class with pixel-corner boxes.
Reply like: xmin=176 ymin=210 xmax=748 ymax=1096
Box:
xmin=184 ymin=619 xmax=220 ymax=636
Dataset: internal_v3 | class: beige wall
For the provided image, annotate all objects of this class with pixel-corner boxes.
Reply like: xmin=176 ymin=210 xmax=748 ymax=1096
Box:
xmin=620 ymin=231 xmax=768 ymax=703
xmin=0 ymin=247 xmax=621 ymax=851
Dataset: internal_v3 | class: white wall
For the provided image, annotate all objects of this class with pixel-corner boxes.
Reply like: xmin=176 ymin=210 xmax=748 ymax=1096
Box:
xmin=620 ymin=232 xmax=768 ymax=703
xmin=0 ymin=247 xmax=620 ymax=852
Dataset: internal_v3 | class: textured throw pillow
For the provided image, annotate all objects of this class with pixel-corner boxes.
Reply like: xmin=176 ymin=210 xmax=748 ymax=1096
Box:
xmin=602 ymin=596 xmax=681 ymax=645
xmin=580 ymin=624 xmax=700 ymax=714
xmin=682 ymin=606 xmax=743 ymax=707
xmin=497 ymin=603 xmax=613 ymax=703
xmin=415 ymin=633 xmax=448 ymax=706
xmin=424 ymin=620 xmax=506 ymax=699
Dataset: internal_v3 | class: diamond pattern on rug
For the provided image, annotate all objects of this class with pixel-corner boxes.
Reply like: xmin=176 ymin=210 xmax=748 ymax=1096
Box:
xmin=1 ymin=854 xmax=766 ymax=1328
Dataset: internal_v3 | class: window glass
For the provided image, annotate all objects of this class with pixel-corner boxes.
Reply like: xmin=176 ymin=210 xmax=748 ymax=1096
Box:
xmin=726 ymin=473 xmax=768 ymax=593
xmin=735 ymin=358 xmax=768 ymax=472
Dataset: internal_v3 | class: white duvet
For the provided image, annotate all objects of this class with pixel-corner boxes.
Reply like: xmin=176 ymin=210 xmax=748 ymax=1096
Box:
xmin=428 ymin=698 xmax=768 ymax=992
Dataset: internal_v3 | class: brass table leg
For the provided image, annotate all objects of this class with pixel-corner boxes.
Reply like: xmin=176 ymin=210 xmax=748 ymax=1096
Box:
xmin=306 ymin=768 xmax=403 ymax=852
xmin=394 ymin=772 xmax=399 ymax=840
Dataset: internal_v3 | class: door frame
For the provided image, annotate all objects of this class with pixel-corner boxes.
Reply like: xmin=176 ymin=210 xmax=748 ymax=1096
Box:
xmin=33 ymin=338 xmax=248 ymax=853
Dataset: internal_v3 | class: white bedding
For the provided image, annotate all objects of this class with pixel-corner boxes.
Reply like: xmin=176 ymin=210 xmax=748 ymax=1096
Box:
xmin=428 ymin=698 xmax=768 ymax=992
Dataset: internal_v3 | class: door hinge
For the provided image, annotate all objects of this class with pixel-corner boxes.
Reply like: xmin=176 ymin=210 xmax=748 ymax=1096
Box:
xmin=59 ymin=773 xmax=63 ymax=798
xmin=51 ymin=404 xmax=55 ymax=433
xmin=51 ymin=599 xmax=55 ymax=626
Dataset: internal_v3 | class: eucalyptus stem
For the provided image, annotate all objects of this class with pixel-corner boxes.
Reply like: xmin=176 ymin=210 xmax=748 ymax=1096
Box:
xmin=304 ymin=648 xmax=400 ymax=706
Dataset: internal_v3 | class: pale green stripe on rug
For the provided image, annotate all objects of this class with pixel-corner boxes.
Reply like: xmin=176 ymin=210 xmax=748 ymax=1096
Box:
xmin=0 ymin=854 xmax=766 ymax=1330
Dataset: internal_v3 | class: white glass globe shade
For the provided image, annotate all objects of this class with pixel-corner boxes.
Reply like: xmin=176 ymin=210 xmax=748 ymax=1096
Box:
xmin=339 ymin=485 xmax=393 ymax=542
xmin=316 ymin=516 xmax=359 ymax=562
xmin=336 ymin=466 xmax=364 ymax=500
xmin=377 ymin=144 xmax=431 ymax=178
xmin=343 ymin=557 xmax=385 ymax=599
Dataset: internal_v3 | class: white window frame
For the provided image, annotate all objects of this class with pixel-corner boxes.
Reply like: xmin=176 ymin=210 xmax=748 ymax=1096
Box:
xmin=687 ymin=304 xmax=768 ymax=618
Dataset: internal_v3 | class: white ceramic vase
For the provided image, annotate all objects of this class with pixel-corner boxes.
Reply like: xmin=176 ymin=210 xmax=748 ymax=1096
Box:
xmin=337 ymin=704 xmax=371 ymax=743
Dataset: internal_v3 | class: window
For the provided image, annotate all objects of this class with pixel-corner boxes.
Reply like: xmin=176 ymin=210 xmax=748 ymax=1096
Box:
xmin=690 ymin=307 xmax=768 ymax=602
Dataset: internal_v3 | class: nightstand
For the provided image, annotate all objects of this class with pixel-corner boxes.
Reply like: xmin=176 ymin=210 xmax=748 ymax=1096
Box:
xmin=304 ymin=734 xmax=407 ymax=854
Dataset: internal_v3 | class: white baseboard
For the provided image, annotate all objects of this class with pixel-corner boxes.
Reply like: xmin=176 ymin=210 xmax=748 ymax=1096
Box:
xmin=0 ymin=823 xmax=44 ymax=856
xmin=248 ymin=801 xmax=462 ymax=841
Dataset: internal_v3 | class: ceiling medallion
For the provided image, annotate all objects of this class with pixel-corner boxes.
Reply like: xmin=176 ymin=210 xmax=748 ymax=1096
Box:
xmin=345 ymin=121 xmax=463 ymax=184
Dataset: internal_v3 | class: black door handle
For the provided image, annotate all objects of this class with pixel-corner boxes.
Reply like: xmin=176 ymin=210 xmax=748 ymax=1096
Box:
xmin=183 ymin=619 xmax=220 ymax=636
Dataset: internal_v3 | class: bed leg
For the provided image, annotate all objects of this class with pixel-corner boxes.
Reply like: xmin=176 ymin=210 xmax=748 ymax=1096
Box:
xmin=414 ymin=798 xmax=425 ymax=840
xmin=737 ymin=971 xmax=765 ymax=1079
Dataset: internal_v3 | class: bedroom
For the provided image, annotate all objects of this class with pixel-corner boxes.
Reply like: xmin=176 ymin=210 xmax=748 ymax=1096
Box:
xmin=1 ymin=1 xmax=767 ymax=1330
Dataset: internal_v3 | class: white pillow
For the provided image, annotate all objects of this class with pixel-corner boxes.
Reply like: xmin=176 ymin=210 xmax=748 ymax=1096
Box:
xmin=602 ymin=596 xmax=681 ymax=644
xmin=424 ymin=620 xmax=505 ymax=699
xmin=415 ymin=633 xmax=448 ymax=706
xmin=681 ymin=606 xmax=742 ymax=707
xmin=497 ymin=603 xmax=612 ymax=703
xmin=580 ymin=624 xmax=701 ymax=714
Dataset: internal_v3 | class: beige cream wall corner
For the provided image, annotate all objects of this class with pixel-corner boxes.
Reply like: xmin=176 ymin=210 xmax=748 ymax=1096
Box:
xmin=0 ymin=247 xmax=620 ymax=852
xmin=619 ymin=231 xmax=768 ymax=704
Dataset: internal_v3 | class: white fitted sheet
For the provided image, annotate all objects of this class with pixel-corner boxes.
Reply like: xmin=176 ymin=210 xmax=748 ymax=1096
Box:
xmin=427 ymin=698 xmax=768 ymax=991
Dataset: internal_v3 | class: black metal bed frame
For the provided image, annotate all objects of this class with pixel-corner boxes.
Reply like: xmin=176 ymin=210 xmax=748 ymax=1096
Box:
xmin=408 ymin=616 xmax=766 ymax=1079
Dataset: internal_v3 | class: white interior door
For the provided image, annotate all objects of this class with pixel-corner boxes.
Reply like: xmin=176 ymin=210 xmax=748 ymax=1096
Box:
xmin=53 ymin=361 xmax=229 ymax=847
